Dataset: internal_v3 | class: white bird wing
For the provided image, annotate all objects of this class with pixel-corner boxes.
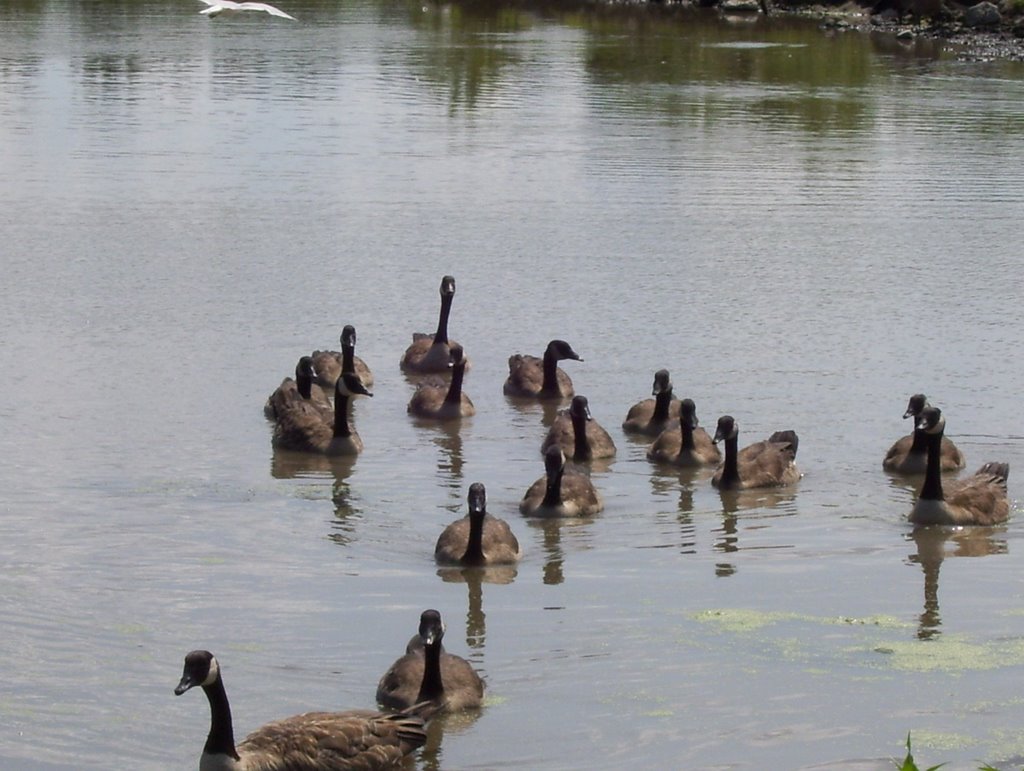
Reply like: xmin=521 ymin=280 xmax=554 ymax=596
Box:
xmin=237 ymin=2 xmax=296 ymax=18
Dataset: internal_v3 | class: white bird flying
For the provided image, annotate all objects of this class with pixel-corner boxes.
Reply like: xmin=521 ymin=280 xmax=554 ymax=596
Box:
xmin=197 ymin=0 xmax=296 ymax=19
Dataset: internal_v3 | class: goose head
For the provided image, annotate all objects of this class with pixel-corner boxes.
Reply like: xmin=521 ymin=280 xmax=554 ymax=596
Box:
xmin=175 ymin=650 xmax=219 ymax=695
xmin=543 ymin=445 xmax=566 ymax=477
xmin=448 ymin=343 xmax=465 ymax=368
xmin=296 ymin=356 xmax=316 ymax=380
xmin=569 ymin=395 xmax=592 ymax=423
xmin=341 ymin=325 xmax=357 ymax=349
xmin=440 ymin=275 xmax=456 ymax=298
xmin=652 ymin=369 xmax=672 ymax=396
xmin=417 ymin=609 xmax=446 ymax=647
xmin=467 ymin=482 xmax=486 ymax=517
xmin=713 ymin=415 xmax=738 ymax=444
xmin=916 ymin=405 xmax=944 ymax=434
xmin=546 ymin=339 xmax=582 ymax=363
xmin=904 ymin=393 xmax=928 ymax=419
xmin=679 ymin=398 xmax=699 ymax=430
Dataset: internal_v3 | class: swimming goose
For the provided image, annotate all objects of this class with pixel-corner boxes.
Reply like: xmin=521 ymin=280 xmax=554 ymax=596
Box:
xmin=312 ymin=325 xmax=374 ymax=390
xmin=909 ymin=406 xmax=1009 ymax=526
xmin=711 ymin=415 xmax=800 ymax=490
xmin=540 ymin=395 xmax=616 ymax=461
xmin=503 ymin=339 xmax=583 ymax=400
xmin=263 ymin=355 xmax=332 ymax=421
xmin=520 ymin=445 xmax=604 ymax=517
xmin=272 ymin=372 xmax=372 ymax=455
xmin=883 ymin=393 xmax=966 ymax=474
xmin=435 ymin=482 xmax=521 ymax=566
xmin=175 ymin=650 xmax=427 ymax=771
xmin=198 ymin=0 xmax=296 ymax=19
xmin=646 ymin=398 xmax=721 ymax=467
xmin=376 ymin=609 xmax=485 ymax=713
xmin=622 ymin=369 xmax=683 ymax=436
xmin=407 ymin=344 xmax=475 ymax=419
xmin=400 ymin=276 xmax=469 ymax=374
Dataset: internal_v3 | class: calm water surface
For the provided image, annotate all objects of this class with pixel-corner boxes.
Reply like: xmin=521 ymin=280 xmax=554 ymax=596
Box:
xmin=1 ymin=1 xmax=1023 ymax=768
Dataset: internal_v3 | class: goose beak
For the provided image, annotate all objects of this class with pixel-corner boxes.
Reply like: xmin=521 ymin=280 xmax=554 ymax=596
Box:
xmin=174 ymin=675 xmax=196 ymax=696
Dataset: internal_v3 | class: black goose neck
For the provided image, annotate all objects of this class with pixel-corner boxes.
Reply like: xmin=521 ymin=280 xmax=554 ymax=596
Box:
xmin=341 ymin=344 xmax=356 ymax=375
xmin=652 ymin=390 xmax=672 ymax=422
xmin=909 ymin=426 xmax=927 ymax=454
xmin=201 ymin=678 xmax=240 ymax=761
xmin=541 ymin=349 xmax=561 ymax=395
xmin=570 ymin=410 xmax=591 ymax=461
xmin=542 ymin=464 xmax=565 ymax=507
xmin=721 ymin=434 xmax=740 ymax=486
xmin=461 ymin=510 xmax=486 ymax=565
xmin=417 ymin=639 xmax=445 ymax=703
xmin=434 ymin=293 xmax=453 ymax=345
xmin=445 ymin=363 xmax=466 ymax=405
xmin=919 ymin=430 xmax=945 ymax=501
xmin=333 ymin=394 xmax=352 ymax=438
xmin=296 ymin=372 xmax=313 ymax=400
xmin=680 ymin=421 xmax=696 ymax=452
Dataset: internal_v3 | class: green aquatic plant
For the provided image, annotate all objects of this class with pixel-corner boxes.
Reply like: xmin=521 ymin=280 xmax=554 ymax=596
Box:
xmin=895 ymin=733 xmax=1007 ymax=771
xmin=896 ymin=733 xmax=945 ymax=771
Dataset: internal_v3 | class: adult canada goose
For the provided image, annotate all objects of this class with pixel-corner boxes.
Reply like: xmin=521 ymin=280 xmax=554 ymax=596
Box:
xmin=884 ymin=393 xmax=966 ymax=474
xmin=400 ymin=275 xmax=469 ymax=374
xmin=520 ymin=445 xmax=604 ymax=517
xmin=646 ymin=398 xmax=721 ymax=468
xmin=622 ymin=369 xmax=683 ymax=436
xmin=540 ymin=395 xmax=616 ymax=461
xmin=311 ymin=325 xmax=374 ymax=390
xmin=272 ymin=372 xmax=372 ymax=455
xmin=503 ymin=339 xmax=583 ymax=400
xmin=407 ymin=344 xmax=475 ymax=419
xmin=909 ymin=406 xmax=1009 ymax=526
xmin=435 ymin=482 xmax=521 ymax=566
xmin=376 ymin=609 xmax=485 ymax=713
xmin=711 ymin=415 xmax=800 ymax=490
xmin=263 ymin=355 xmax=332 ymax=421
xmin=175 ymin=650 xmax=428 ymax=771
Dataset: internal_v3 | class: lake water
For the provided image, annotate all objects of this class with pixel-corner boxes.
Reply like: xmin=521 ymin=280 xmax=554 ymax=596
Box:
xmin=2 ymin=1 xmax=1023 ymax=768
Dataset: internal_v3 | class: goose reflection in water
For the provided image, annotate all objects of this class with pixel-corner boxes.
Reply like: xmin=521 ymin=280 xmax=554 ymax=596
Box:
xmin=527 ymin=516 xmax=597 ymax=586
xmin=712 ymin=488 xmax=797 ymax=577
xmin=908 ymin=525 xmax=1007 ymax=640
xmin=436 ymin=565 xmax=517 ymax=651
xmin=414 ymin=420 xmax=464 ymax=486
xmin=647 ymin=466 xmax=701 ymax=554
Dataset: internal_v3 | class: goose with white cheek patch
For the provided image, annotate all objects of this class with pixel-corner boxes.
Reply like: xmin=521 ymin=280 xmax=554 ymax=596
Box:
xmin=884 ymin=392 xmax=966 ymax=474
xmin=520 ymin=445 xmax=604 ymax=517
xmin=540 ymin=395 xmax=616 ymax=461
xmin=503 ymin=339 xmax=582 ymax=400
xmin=376 ymin=609 xmax=485 ymax=713
xmin=622 ymin=369 xmax=682 ymax=436
xmin=909 ymin=406 xmax=1009 ymax=526
xmin=175 ymin=649 xmax=429 ymax=771
xmin=400 ymin=275 xmax=469 ymax=374
xmin=312 ymin=324 xmax=375 ymax=390
xmin=272 ymin=371 xmax=372 ymax=455
xmin=711 ymin=415 xmax=800 ymax=490
xmin=647 ymin=398 xmax=721 ymax=468
xmin=435 ymin=482 xmax=521 ymax=566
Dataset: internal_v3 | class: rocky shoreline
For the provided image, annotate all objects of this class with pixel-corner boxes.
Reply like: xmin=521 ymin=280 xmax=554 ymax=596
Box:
xmin=770 ymin=0 xmax=1024 ymax=61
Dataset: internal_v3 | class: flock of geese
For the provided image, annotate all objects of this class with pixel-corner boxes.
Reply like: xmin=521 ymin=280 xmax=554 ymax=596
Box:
xmin=177 ymin=275 xmax=1012 ymax=770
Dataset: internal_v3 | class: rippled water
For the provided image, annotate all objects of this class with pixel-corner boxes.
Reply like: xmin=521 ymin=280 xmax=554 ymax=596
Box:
xmin=2 ymin=1 xmax=1023 ymax=768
